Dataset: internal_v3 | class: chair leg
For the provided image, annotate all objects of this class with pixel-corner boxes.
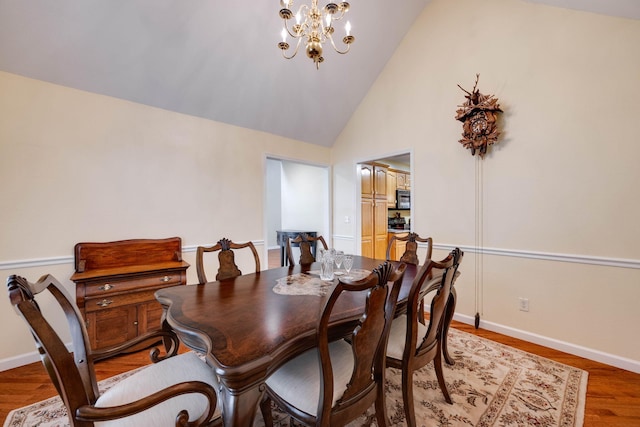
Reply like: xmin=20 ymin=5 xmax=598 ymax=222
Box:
xmin=374 ymin=379 xmax=390 ymax=427
xmin=401 ymin=369 xmax=417 ymax=427
xmin=441 ymin=288 xmax=457 ymax=365
xmin=434 ymin=350 xmax=453 ymax=404
xmin=259 ymin=395 xmax=274 ymax=427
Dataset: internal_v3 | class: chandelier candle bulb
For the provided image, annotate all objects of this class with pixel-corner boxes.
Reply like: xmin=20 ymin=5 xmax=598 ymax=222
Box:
xmin=345 ymin=21 xmax=351 ymax=36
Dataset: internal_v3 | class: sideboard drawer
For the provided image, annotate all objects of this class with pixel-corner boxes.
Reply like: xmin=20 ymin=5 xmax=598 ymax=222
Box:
xmin=84 ymin=289 xmax=159 ymax=313
xmin=83 ymin=273 xmax=183 ymax=297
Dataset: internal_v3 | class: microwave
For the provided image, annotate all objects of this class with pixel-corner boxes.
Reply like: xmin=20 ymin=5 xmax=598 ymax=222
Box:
xmin=396 ymin=189 xmax=410 ymax=209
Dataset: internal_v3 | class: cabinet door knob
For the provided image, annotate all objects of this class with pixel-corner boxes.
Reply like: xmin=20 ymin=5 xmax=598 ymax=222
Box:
xmin=161 ymin=276 xmax=171 ymax=282
xmin=99 ymin=284 xmax=113 ymax=291
xmin=97 ymin=299 xmax=113 ymax=307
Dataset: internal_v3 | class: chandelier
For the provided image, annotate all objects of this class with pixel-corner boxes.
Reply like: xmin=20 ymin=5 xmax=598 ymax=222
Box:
xmin=277 ymin=0 xmax=354 ymax=69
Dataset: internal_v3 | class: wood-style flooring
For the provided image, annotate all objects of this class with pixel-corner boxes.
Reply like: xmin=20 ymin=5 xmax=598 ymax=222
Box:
xmin=2 ymin=249 xmax=639 ymax=426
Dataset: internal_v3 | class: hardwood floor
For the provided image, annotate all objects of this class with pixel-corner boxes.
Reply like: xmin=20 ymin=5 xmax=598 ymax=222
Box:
xmin=2 ymin=321 xmax=639 ymax=426
xmin=2 ymin=250 xmax=639 ymax=426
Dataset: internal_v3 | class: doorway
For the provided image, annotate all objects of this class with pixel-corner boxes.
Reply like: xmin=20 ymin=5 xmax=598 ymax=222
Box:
xmin=265 ymin=157 xmax=331 ymax=267
xmin=358 ymin=153 xmax=411 ymax=259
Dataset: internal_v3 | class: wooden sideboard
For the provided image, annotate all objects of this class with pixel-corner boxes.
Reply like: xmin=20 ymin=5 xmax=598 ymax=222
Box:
xmin=70 ymin=237 xmax=189 ymax=352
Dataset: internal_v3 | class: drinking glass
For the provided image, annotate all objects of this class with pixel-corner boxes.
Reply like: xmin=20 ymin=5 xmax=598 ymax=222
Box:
xmin=343 ymin=254 xmax=354 ymax=279
xmin=320 ymin=251 xmax=334 ymax=281
xmin=334 ymin=250 xmax=345 ymax=275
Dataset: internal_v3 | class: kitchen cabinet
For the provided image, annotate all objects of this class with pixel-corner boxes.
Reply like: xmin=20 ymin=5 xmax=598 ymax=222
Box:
xmin=397 ymin=171 xmax=410 ymax=190
xmin=361 ymin=162 xmax=388 ymax=259
xmin=387 ymin=232 xmax=409 ymax=261
xmin=387 ymin=169 xmax=411 ymax=207
xmin=386 ymin=170 xmax=397 ymax=207
xmin=71 ymin=237 xmax=189 ymax=354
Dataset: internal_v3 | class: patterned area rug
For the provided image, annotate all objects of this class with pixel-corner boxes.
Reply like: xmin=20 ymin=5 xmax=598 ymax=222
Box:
xmin=3 ymin=329 xmax=587 ymax=427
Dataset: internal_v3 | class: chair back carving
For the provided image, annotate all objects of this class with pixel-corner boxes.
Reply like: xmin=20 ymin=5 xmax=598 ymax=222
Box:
xmin=411 ymin=249 xmax=462 ymax=358
xmin=386 ymin=233 xmax=433 ymax=265
xmin=260 ymin=261 xmax=406 ymax=427
xmin=8 ymin=274 xmax=99 ymax=409
xmin=318 ymin=261 xmax=406 ymax=424
xmin=386 ymin=248 xmax=463 ymax=427
xmin=196 ymin=238 xmax=260 ymax=283
xmin=285 ymin=233 xmax=328 ymax=266
xmin=7 ymin=274 xmax=220 ymax=427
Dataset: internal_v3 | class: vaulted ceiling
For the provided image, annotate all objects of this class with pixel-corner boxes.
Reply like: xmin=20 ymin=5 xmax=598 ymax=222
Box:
xmin=1 ymin=0 xmax=638 ymax=147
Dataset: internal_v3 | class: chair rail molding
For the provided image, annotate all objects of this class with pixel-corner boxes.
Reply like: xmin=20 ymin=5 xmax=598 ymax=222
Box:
xmin=1 ymin=241 xmax=638 ymax=271
xmin=0 ymin=241 xmax=267 ymax=271
xmin=431 ymin=243 xmax=640 ymax=270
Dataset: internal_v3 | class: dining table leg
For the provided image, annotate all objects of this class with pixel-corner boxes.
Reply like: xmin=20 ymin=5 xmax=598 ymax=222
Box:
xmin=219 ymin=383 xmax=265 ymax=427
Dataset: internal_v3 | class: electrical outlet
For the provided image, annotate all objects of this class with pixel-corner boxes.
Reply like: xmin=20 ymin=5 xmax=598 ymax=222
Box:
xmin=518 ymin=297 xmax=529 ymax=312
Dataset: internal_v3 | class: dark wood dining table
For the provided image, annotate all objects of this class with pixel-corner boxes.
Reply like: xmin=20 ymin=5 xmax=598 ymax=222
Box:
xmin=155 ymin=256 xmax=417 ymax=426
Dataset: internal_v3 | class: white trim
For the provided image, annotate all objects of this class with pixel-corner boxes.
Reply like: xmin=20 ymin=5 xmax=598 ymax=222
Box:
xmin=454 ymin=313 xmax=640 ymax=374
xmin=432 ymin=243 xmax=640 ymax=270
xmin=0 ymin=255 xmax=74 ymax=270
xmin=2 ymin=242 xmax=638 ymax=271
xmin=0 ymin=241 xmax=267 ymax=270
xmin=0 ymin=342 xmax=73 ymax=372
xmin=182 ymin=240 xmax=265 ymax=254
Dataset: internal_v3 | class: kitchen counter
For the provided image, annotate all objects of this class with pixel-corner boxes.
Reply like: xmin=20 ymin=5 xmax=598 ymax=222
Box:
xmin=388 ymin=229 xmax=410 ymax=233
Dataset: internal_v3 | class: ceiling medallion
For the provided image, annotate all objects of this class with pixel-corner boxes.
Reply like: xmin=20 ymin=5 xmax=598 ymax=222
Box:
xmin=278 ymin=0 xmax=354 ymax=69
xmin=455 ymin=74 xmax=503 ymax=158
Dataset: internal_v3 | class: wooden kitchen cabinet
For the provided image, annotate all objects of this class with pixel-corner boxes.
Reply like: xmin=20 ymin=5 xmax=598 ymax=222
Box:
xmin=71 ymin=237 xmax=189 ymax=353
xmin=387 ymin=232 xmax=409 ymax=261
xmin=386 ymin=170 xmax=397 ymax=207
xmin=361 ymin=162 xmax=388 ymax=259
xmin=397 ymin=172 xmax=410 ymax=190
xmin=387 ymin=169 xmax=411 ymax=207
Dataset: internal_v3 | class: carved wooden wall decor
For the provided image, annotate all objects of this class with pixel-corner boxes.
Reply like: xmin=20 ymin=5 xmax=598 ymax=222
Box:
xmin=455 ymin=74 xmax=503 ymax=158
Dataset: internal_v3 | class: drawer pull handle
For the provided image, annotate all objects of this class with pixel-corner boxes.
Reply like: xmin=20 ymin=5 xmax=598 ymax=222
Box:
xmin=161 ymin=276 xmax=171 ymax=282
xmin=97 ymin=299 xmax=113 ymax=307
xmin=99 ymin=284 xmax=113 ymax=291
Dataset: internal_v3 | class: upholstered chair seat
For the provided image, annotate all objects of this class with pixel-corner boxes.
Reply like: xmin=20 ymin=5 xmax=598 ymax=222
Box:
xmin=95 ymin=352 xmax=221 ymax=427
xmin=264 ymin=340 xmax=354 ymax=415
xmin=386 ymin=315 xmax=430 ymax=361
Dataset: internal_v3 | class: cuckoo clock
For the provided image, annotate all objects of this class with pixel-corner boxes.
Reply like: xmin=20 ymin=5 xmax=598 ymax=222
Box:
xmin=455 ymin=74 xmax=503 ymax=158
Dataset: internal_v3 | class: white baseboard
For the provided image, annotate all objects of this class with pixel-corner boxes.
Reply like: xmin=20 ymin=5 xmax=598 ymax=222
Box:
xmin=454 ymin=313 xmax=640 ymax=374
xmin=3 ymin=315 xmax=639 ymax=374
xmin=0 ymin=342 xmax=73 ymax=372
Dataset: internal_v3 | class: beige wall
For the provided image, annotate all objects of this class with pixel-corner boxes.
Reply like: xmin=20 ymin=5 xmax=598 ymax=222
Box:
xmin=2 ymin=0 xmax=639 ymax=373
xmin=0 ymin=71 xmax=330 ymax=365
xmin=332 ymin=0 xmax=640 ymax=370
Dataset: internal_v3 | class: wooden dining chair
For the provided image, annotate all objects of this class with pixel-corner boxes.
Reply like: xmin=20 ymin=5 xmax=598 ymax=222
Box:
xmin=6 ymin=274 xmax=222 ymax=427
xmin=196 ymin=237 xmax=260 ymax=283
xmin=285 ymin=233 xmax=328 ymax=266
xmin=385 ymin=248 xmax=463 ymax=427
xmin=387 ymin=233 xmax=433 ymax=326
xmin=386 ymin=232 xmax=433 ymax=265
xmin=260 ymin=261 xmax=407 ymax=427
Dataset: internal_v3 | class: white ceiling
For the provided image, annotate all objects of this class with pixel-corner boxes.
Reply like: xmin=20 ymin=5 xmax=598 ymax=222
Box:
xmin=0 ymin=0 xmax=638 ymax=147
